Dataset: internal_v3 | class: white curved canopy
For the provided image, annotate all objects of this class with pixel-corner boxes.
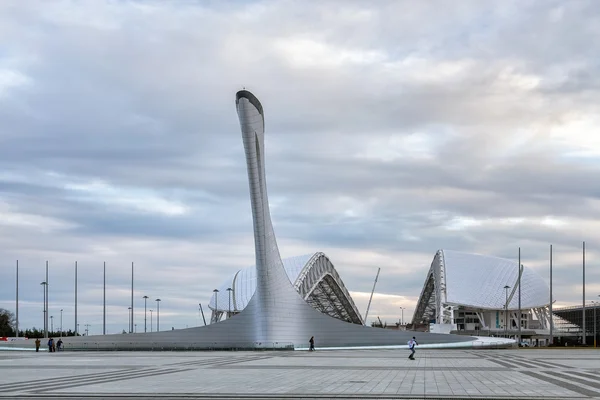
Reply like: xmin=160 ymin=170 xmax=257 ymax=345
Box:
xmin=443 ymin=250 xmax=549 ymax=309
xmin=413 ymin=249 xmax=550 ymax=324
xmin=209 ymin=254 xmax=312 ymax=311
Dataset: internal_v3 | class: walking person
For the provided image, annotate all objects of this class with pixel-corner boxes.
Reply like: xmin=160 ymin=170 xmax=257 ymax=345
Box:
xmin=34 ymin=338 xmax=40 ymax=352
xmin=47 ymin=338 xmax=54 ymax=353
xmin=407 ymin=336 xmax=418 ymax=360
xmin=309 ymin=336 xmax=315 ymax=351
xmin=56 ymin=338 xmax=63 ymax=352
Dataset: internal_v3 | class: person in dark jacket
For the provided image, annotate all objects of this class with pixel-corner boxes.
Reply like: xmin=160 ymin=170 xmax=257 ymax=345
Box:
xmin=309 ymin=336 xmax=315 ymax=351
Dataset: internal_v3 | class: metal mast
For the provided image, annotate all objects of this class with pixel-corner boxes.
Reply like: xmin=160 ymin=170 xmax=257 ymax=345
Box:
xmin=364 ymin=267 xmax=381 ymax=325
xmin=549 ymin=244 xmax=553 ymax=345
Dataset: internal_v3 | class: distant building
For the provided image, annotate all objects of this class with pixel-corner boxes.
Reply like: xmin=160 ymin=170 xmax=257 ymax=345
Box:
xmin=413 ymin=250 xmax=551 ymax=338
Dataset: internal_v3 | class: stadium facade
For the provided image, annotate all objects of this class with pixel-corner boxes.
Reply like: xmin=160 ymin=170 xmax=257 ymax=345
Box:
xmin=1 ymin=90 xmax=514 ymax=351
xmin=413 ymin=249 xmax=551 ymax=338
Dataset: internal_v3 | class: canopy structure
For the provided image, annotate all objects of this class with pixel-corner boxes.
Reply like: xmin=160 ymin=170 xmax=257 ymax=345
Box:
xmin=413 ymin=249 xmax=550 ymax=331
xmin=209 ymin=252 xmax=364 ymax=325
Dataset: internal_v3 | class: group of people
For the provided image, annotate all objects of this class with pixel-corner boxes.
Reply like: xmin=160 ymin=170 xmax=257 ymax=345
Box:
xmin=34 ymin=337 xmax=63 ymax=352
xmin=308 ymin=335 xmax=419 ymax=359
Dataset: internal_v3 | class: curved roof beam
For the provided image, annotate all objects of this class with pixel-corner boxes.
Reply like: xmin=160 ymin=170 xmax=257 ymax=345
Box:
xmin=294 ymin=252 xmax=364 ymax=325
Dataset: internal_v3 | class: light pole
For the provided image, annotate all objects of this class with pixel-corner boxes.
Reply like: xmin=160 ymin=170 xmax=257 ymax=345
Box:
xmin=130 ymin=262 xmax=134 ymax=336
xmin=75 ymin=261 xmax=78 ymax=336
xmin=143 ymin=295 xmax=149 ymax=332
xmin=60 ymin=309 xmax=63 ymax=337
xmin=84 ymin=324 xmax=90 ymax=336
xmin=150 ymin=310 xmax=153 ymax=332
xmin=592 ymin=294 xmax=600 ymax=348
xmin=128 ymin=307 xmax=132 ymax=333
xmin=40 ymin=282 xmax=48 ymax=338
xmin=549 ymin=244 xmax=553 ymax=346
xmin=50 ymin=315 xmax=54 ymax=334
xmin=103 ymin=261 xmax=106 ymax=335
xmin=592 ymin=301 xmax=598 ymax=348
xmin=583 ymin=241 xmax=586 ymax=345
xmin=45 ymin=261 xmax=49 ymax=340
xmin=213 ymin=289 xmax=219 ymax=323
xmin=592 ymin=300 xmax=598 ymax=348
xmin=227 ymin=288 xmax=232 ymax=318
xmin=155 ymin=299 xmax=161 ymax=331
xmin=15 ymin=260 xmax=18 ymax=338
xmin=504 ymin=285 xmax=511 ymax=337
xmin=518 ymin=248 xmax=522 ymax=344
xmin=134 ymin=323 xmax=137 ymax=333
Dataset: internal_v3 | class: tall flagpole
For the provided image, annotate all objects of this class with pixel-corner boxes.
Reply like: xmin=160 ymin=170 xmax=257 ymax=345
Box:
xmin=103 ymin=261 xmax=106 ymax=335
xmin=583 ymin=241 xmax=586 ymax=345
xmin=131 ymin=262 xmax=134 ymax=334
xmin=45 ymin=261 xmax=49 ymax=339
xmin=15 ymin=260 xmax=18 ymax=337
xmin=75 ymin=261 xmax=78 ymax=335
xmin=518 ymin=247 xmax=521 ymax=344
xmin=549 ymin=244 xmax=553 ymax=345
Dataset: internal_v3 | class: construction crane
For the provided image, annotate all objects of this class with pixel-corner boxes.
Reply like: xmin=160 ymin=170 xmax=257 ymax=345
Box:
xmin=364 ymin=267 xmax=381 ymax=325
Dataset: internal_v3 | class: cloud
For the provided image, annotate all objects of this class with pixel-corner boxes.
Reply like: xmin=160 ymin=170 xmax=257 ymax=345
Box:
xmin=0 ymin=0 xmax=599 ymax=333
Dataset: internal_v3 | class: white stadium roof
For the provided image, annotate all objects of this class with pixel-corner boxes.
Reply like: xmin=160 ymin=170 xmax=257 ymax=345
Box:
xmin=413 ymin=249 xmax=550 ymax=323
xmin=209 ymin=253 xmax=312 ymax=312
xmin=208 ymin=252 xmax=364 ymax=325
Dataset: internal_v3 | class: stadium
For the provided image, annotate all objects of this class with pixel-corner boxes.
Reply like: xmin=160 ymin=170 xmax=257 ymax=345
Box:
xmin=208 ymin=252 xmax=364 ymax=325
xmin=413 ymin=249 xmax=551 ymax=342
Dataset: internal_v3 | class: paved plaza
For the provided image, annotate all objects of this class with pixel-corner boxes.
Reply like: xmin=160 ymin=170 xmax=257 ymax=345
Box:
xmin=1 ymin=348 xmax=600 ymax=399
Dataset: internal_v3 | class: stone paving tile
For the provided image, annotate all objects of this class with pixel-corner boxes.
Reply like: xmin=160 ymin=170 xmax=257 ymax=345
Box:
xmin=0 ymin=349 xmax=598 ymax=399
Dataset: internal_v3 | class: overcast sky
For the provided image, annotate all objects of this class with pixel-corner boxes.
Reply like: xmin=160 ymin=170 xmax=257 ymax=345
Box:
xmin=1 ymin=0 xmax=599 ymax=335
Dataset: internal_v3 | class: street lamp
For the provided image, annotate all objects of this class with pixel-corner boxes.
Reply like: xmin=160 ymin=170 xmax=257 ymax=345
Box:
xmin=213 ymin=289 xmax=219 ymax=323
xmin=155 ymin=299 xmax=161 ymax=332
xmin=591 ymin=301 xmax=598 ymax=348
xmin=226 ymin=288 xmax=232 ymax=318
xmin=399 ymin=307 xmax=405 ymax=326
xmin=504 ymin=285 xmax=511 ymax=337
xmin=50 ymin=315 xmax=54 ymax=334
xmin=84 ymin=324 xmax=90 ymax=336
xmin=60 ymin=309 xmax=63 ymax=337
xmin=594 ymin=295 xmax=600 ymax=348
xmin=150 ymin=309 xmax=153 ymax=332
xmin=143 ymin=295 xmax=149 ymax=332
xmin=40 ymin=282 xmax=48 ymax=338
